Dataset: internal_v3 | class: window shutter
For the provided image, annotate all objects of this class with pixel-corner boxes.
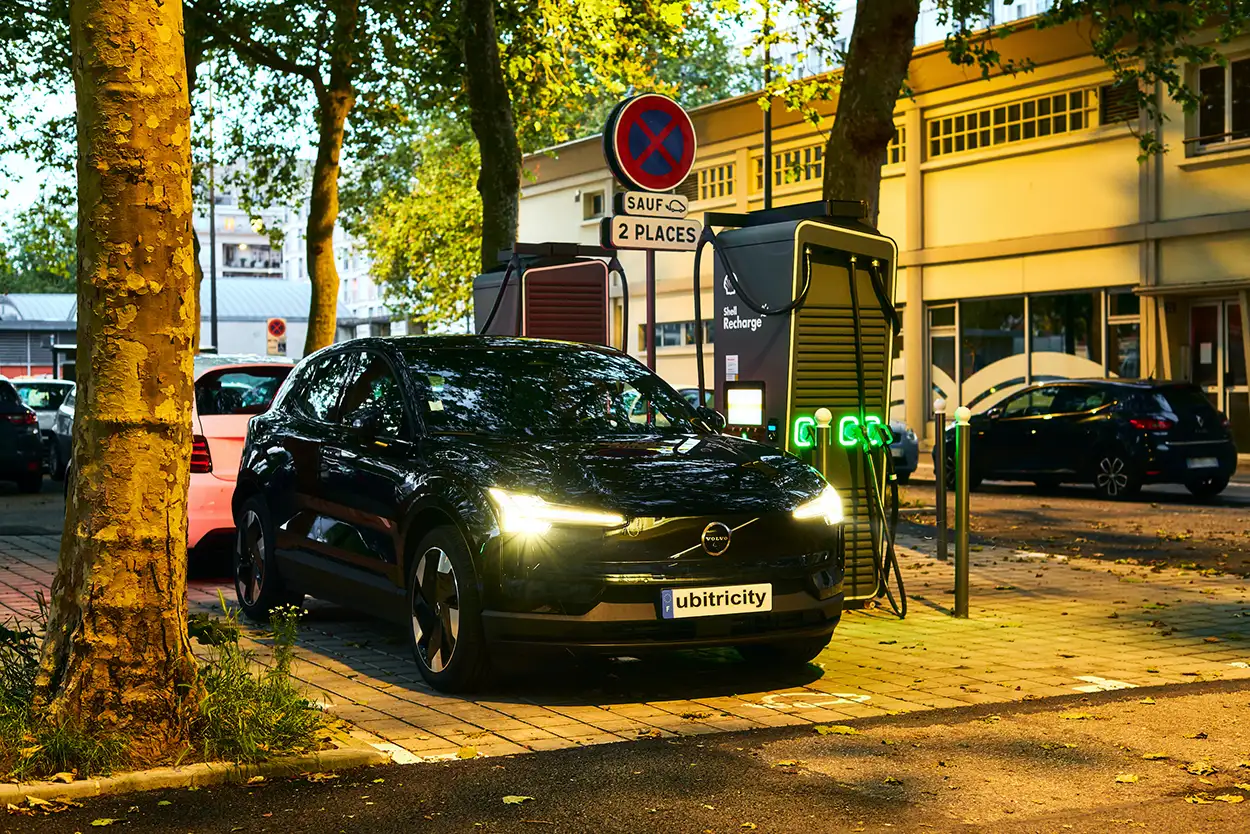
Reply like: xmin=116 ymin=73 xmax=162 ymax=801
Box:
xmin=1100 ymin=83 xmax=1138 ymax=124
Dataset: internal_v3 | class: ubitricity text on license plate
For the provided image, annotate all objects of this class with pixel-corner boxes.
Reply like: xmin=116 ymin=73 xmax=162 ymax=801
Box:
xmin=661 ymin=583 xmax=772 ymax=619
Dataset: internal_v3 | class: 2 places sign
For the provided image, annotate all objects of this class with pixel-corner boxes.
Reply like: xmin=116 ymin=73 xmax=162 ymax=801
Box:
xmin=602 ymin=215 xmax=701 ymax=251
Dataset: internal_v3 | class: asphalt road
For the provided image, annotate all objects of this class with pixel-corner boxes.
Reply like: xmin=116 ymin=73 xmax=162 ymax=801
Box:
xmin=5 ymin=679 xmax=1248 ymax=834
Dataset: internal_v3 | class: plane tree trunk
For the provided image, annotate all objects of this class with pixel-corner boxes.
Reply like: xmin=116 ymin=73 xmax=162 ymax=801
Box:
xmin=35 ymin=0 xmax=199 ymax=757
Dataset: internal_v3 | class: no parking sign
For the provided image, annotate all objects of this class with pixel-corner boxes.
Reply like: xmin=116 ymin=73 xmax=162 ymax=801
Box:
xmin=267 ymin=317 xmax=287 ymax=356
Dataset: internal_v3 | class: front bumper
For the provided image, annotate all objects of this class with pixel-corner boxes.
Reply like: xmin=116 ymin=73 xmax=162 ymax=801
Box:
xmin=477 ymin=513 xmax=845 ymax=650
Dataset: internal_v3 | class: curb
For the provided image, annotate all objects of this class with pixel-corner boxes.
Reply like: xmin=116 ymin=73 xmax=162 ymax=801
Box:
xmin=0 ymin=743 xmax=390 ymax=805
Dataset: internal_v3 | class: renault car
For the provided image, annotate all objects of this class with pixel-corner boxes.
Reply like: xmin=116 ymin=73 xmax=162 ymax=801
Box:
xmin=232 ymin=337 xmax=846 ymax=691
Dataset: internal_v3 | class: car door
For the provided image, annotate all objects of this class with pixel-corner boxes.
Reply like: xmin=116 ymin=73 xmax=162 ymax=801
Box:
xmin=319 ymin=350 xmax=416 ymax=601
xmin=1036 ymin=384 xmax=1110 ymax=475
xmin=270 ymin=350 xmax=355 ymax=568
xmin=978 ymin=388 xmax=1037 ymax=476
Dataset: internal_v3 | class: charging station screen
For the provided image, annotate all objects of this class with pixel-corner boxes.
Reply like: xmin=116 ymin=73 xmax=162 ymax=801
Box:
xmin=726 ymin=385 xmax=764 ymax=426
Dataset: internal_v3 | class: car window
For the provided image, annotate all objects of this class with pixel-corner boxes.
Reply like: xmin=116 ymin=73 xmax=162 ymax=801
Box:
xmin=0 ymin=381 xmax=19 ymax=407
xmin=290 ymin=353 xmax=353 ymax=423
xmin=400 ymin=345 xmax=700 ymax=438
xmin=15 ymin=383 xmax=70 ymax=411
xmin=1054 ymin=385 xmax=1110 ymax=413
xmin=337 ymin=352 xmax=408 ymax=437
xmin=1153 ymin=385 xmax=1219 ymax=418
xmin=63 ymin=388 xmax=75 ymax=408
xmin=195 ymin=368 xmax=291 ymax=416
xmin=1000 ymin=390 xmax=1032 ymax=417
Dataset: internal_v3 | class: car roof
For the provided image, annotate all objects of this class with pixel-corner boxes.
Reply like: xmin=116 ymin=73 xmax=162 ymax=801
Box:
xmin=1029 ymin=378 xmax=1191 ymax=390
xmin=321 ymin=335 xmax=628 ymax=360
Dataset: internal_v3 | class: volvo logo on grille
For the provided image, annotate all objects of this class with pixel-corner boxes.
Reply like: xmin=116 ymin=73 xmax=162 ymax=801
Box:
xmin=701 ymin=522 xmax=732 ymax=556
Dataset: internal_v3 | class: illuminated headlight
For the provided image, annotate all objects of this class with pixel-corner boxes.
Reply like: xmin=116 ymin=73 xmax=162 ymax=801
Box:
xmin=792 ymin=485 xmax=844 ymax=526
xmin=488 ymin=488 xmax=625 ymax=535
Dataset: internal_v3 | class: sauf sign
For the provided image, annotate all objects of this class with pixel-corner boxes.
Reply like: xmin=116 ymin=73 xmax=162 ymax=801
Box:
xmin=600 ymin=93 xmax=702 ymax=252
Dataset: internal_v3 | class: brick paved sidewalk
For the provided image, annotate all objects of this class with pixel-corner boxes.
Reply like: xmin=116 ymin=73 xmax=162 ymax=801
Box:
xmin=2 ymin=533 xmax=1247 ymax=764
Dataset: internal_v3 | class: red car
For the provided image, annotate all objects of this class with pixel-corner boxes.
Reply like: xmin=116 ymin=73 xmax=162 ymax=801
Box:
xmin=189 ymin=361 xmax=294 ymax=548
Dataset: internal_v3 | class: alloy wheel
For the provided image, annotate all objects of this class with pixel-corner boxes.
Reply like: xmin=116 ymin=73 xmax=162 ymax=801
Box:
xmin=412 ymin=547 xmax=460 ymax=674
xmin=1095 ymin=455 xmax=1129 ymax=497
xmin=236 ymin=509 xmax=267 ymax=606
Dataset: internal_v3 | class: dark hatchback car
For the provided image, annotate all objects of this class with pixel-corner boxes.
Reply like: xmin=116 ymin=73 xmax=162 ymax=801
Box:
xmin=937 ymin=379 xmax=1238 ymax=499
xmin=0 ymin=378 xmax=44 ymax=493
xmin=233 ymin=337 xmax=846 ymax=691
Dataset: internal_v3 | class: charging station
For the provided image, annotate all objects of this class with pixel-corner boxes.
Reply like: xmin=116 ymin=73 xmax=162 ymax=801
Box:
xmin=693 ymin=200 xmax=905 ymax=609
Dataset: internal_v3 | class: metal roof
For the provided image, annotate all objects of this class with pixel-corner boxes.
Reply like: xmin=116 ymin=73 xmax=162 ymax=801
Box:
xmin=0 ymin=279 xmax=319 ymax=325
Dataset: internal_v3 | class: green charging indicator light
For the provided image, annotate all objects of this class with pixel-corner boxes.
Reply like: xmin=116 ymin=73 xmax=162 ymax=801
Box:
xmin=838 ymin=414 xmax=885 ymax=447
xmin=792 ymin=416 xmax=816 ymax=449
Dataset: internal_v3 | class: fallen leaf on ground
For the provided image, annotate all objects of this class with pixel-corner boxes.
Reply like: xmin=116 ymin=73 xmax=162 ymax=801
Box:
xmin=742 ymin=824 xmax=758 ymax=830
xmin=1185 ymin=794 xmax=1213 ymax=804
xmin=1059 ymin=712 xmax=1097 ymax=720
xmin=372 ymin=778 xmax=385 ymax=784
xmin=51 ymin=772 xmax=74 ymax=784
xmin=90 ymin=820 xmax=117 ymax=827
xmin=814 ymin=724 xmax=859 ymax=735
xmin=306 ymin=773 xmax=339 ymax=782
xmin=1185 ymin=731 xmax=1208 ymax=739
xmin=1115 ymin=774 xmax=1139 ymax=784
xmin=502 ymin=796 xmax=534 ymax=805
xmin=1041 ymin=742 xmax=1078 ymax=750
xmin=883 ymin=776 xmax=902 ymax=785
xmin=24 ymin=797 xmax=51 ymax=808
xmin=773 ymin=760 xmax=799 ymax=768
xmin=1235 ymin=783 xmax=1250 ymax=791
xmin=1185 ymin=761 xmax=1217 ymax=776
xmin=157 ymin=801 xmax=172 ymax=806
xmin=247 ymin=775 xmax=265 ymax=784
xmin=1138 ymin=697 xmax=1156 ymax=705
xmin=1142 ymin=753 xmax=1169 ymax=760
xmin=457 ymin=746 xmax=478 ymax=759
xmin=1215 ymin=795 xmax=1245 ymax=803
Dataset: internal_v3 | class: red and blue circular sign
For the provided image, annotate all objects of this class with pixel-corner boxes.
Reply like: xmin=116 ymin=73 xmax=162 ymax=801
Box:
xmin=603 ymin=94 xmax=697 ymax=193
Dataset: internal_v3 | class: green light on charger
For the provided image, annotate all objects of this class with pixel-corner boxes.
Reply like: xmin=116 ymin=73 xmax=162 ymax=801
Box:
xmin=839 ymin=414 xmax=884 ymax=447
xmin=792 ymin=416 xmax=816 ymax=449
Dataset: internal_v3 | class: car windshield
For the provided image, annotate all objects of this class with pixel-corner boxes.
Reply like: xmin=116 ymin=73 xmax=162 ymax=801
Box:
xmin=400 ymin=345 xmax=704 ymax=438
xmin=196 ymin=367 xmax=292 ymax=415
xmin=14 ymin=382 xmax=69 ymax=411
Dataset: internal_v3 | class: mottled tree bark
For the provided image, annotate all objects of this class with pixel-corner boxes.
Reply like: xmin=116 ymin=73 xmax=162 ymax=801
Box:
xmin=36 ymin=0 xmax=199 ymax=756
xmin=461 ymin=0 xmax=521 ymax=271
xmin=822 ymin=0 xmax=920 ymax=227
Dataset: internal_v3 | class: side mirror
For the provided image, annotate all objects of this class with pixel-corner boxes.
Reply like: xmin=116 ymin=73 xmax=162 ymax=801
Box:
xmin=696 ymin=405 xmax=726 ymax=433
xmin=985 ymin=406 xmax=1002 ymax=419
xmin=351 ymin=408 xmax=384 ymax=438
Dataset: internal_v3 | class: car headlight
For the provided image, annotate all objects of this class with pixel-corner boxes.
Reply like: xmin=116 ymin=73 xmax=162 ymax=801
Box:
xmin=792 ymin=484 xmax=844 ymax=525
xmin=487 ymin=488 xmax=626 ymax=535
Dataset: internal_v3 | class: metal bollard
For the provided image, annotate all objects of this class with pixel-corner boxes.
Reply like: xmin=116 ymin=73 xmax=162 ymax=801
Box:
xmin=814 ymin=407 xmax=833 ymax=480
xmin=933 ymin=398 xmax=948 ymax=562
xmin=953 ymin=405 xmax=971 ymax=618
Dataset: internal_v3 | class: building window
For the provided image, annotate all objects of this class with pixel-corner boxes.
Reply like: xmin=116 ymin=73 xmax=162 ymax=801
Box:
xmin=1030 ymin=292 xmax=1103 ymax=376
xmin=887 ymin=127 xmax=906 ymax=165
xmin=582 ymin=190 xmax=605 ymax=220
xmin=697 ymin=164 xmax=735 ymax=201
xmin=222 ymin=216 xmax=236 ymax=232
xmin=960 ymin=297 xmax=1025 ymax=385
xmin=1106 ymin=290 xmax=1140 ymax=378
xmin=636 ymin=320 xmax=714 ymax=351
xmin=1194 ymin=57 xmax=1250 ymax=149
xmin=927 ymin=87 xmax=1099 ymax=159
xmin=753 ymin=143 xmax=823 ymax=191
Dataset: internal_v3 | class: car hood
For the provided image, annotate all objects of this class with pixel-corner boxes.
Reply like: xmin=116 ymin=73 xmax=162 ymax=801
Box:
xmin=424 ymin=433 xmax=826 ymax=517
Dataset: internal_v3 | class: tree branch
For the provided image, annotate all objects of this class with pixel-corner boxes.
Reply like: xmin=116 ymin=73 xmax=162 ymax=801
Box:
xmin=189 ymin=1 xmax=325 ymax=92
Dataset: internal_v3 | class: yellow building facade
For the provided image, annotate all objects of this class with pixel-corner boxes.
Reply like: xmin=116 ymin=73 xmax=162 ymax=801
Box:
xmin=518 ymin=21 xmax=1250 ymax=451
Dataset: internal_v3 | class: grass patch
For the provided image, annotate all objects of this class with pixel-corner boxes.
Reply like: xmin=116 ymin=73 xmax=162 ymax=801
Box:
xmin=194 ymin=600 xmax=324 ymax=763
xmin=0 ymin=594 xmax=324 ymax=781
xmin=0 ymin=595 xmax=128 ymax=781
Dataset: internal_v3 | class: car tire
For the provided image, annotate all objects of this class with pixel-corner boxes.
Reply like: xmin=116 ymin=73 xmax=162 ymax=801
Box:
xmin=17 ymin=473 xmax=42 ymax=494
xmin=1185 ymin=475 xmax=1229 ymax=499
xmin=1092 ymin=450 xmax=1140 ymax=500
xmin=48 ymin=442 xmax=64 ymax=481
xmin=234 ymin=495 xmax=304 ymax=623
xmin=736 ymin=634 xmax=830 ymax=667
xmin=944 ymin=456 xmax=983 ymax=492
xmin=407 ymin=526 xmax=491 ymax=693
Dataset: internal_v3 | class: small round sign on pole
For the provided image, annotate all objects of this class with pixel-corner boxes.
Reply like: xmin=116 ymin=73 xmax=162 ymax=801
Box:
xmin=602 ymin=93 xmax=697 ymax=193
xmin=266 ymin=317 xmax=287 ymax=356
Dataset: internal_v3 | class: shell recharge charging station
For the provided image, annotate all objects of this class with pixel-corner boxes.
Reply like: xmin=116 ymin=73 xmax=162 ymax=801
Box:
xmin=694 ymin=201 xmax=906 ymax=609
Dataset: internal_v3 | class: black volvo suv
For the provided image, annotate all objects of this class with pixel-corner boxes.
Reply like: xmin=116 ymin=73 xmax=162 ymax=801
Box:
xmin=233 ymin=336 xmax=846 ymax=691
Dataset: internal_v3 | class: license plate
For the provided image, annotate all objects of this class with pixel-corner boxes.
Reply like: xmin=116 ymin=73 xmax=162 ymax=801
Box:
xmin=661 ymin=583 xmax=772 ymax=619
xmin=1187 ymin=457 xmax=1219 ymax=470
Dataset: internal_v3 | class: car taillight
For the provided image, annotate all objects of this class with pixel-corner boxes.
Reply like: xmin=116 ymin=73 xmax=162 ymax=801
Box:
xmin=191 ymin=435 xmax=212 ymax=473
xmin=6 ymin=412 xmax=37 ymax=425
xmin=1129 ymin=417 xmax=1173 ymax=431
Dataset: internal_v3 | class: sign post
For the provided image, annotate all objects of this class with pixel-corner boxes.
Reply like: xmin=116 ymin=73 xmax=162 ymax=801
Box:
xmin=266 ymin=317 xmax=287 ymax=356
xmin=600 ymin=93 xmax=700 ymax=370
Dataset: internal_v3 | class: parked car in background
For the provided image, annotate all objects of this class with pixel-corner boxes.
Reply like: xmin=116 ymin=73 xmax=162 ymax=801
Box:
xmin=52 ymin=385 xmax=75 ymax=480
xmin=888 ymin=421 xmax=918 ymax=483
xmin=934 ymin=379 xmax=1238 ymax=499
xmin=676 ymin=386 xmax=714 ymax=411
xmin=0 ymin=378 xmax=44 ymax=493
xmin=12 ymin=378 xmax=74 ymax=477
xmin=189 ymin=361 xmax=294 ymax=549
xmin=232 ymin=337 xmax=846 ymax=691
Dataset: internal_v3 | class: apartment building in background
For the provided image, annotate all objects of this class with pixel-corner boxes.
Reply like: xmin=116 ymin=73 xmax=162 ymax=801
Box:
xmin=518 ymin=13 xmax=1250 ymax=453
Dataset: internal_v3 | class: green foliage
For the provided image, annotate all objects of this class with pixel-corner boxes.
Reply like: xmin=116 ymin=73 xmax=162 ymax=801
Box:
xmin=0 ymin=189 xmax=76 ymax=294
xmin=194 ymin=602 xmax=324 ymax=764
xmin=0 ymin=597 xmax=128 ymax=781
